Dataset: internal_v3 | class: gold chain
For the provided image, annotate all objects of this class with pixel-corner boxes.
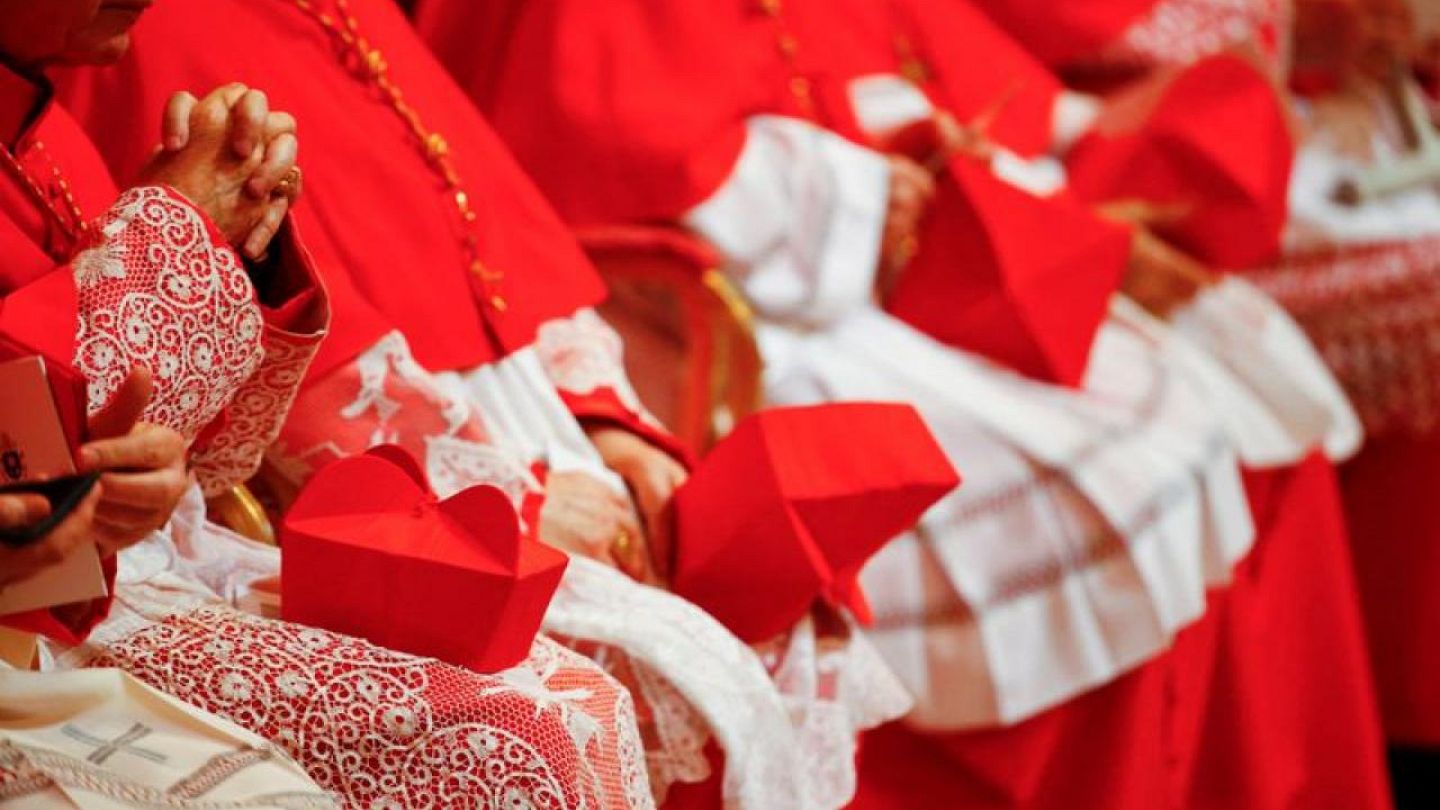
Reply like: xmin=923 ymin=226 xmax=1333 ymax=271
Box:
xmin=0 ymin=139 xmax=91 ymax=257
xmin=289 ymin=0 xmax=508 ymax=311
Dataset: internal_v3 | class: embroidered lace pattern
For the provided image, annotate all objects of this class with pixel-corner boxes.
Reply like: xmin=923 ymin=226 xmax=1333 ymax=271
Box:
xmin=73 ymin=186 xmax=265 ymax=442
xmin=1090 ymin=0 xmax=1291 ymax=73
xmin=270 ymin=332 xmax=540 ymax=509
xmin=194 ymin=328 xmax=323 ymax=497
xmin=85 ymin=606 xmax=654 ymax=810
xmin=1249 ymin=237 xmax=1440 ymax=436
xmin=535 ymin=310 xmax=649 ymax=419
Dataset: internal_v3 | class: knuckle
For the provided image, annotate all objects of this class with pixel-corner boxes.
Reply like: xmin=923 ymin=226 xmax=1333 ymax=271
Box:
xmin=194 ymin=102 xmax=228 ymax=129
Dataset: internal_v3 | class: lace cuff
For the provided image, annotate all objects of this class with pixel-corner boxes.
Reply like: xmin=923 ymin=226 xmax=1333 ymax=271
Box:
xmin=535 ymin=309 xmax=690 ymax=464
xmin=71 ymin=186 xmax=265 ymax=441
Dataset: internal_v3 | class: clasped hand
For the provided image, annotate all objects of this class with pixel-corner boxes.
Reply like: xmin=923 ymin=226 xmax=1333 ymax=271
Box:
xmin=139 ymin=83 xmax=302 ymax=260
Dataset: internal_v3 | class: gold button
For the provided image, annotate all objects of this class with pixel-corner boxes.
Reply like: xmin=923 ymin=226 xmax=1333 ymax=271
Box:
xmin=778 ymin=35 xmax=799 ymax=57
xmin=364 ymin=49 xmax=387 ymax=76
xmin=758 ymin=0 xmax=781 ymax=16
xmin=426 ymin=133 xmax=449 ymax=160
xmin=789 ymin=76 xmax=812 ymax=99
xmin=490 ymin=295 xmax=508 ymax=312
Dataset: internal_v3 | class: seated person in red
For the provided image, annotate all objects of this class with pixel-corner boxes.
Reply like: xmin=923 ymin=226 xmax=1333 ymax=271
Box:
xmin=2 ymin=4 xmax=651 ymax=808
xmin=60 ymin=1 xmax=918 ymax=807
xmin=411 ymin=0 xmax=1376 ymax=808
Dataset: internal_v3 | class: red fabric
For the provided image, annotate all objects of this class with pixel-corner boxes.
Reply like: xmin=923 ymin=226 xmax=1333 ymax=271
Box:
xmin=1191 ymin=456 xmax=1390 ymax=809
xmin=966 ymin=0 xmax=1162 ymax=68
xmin=567 ymin=389 xmax=695 ymax=470
xmin=671 ymin=404 xmax=959 ymax=642
xmin=852 ymin=455 xmax=1390 ymax=810
xmin=57 ymin=0 xmax=607 ymax=379
xmin=282 ymin=446 xmax=567 ymax=674
xmin=851 ymin=608 xmax=1219 ymax=810
xmin=1342 ymin=431 xmax=1440 ymax=747
xmin=0 ymin=67 xmax=122 ymax=643
xmin=420 ymin=0 xmax=1130 ymax=386
xmin=1066 ymin=55 xmax=1294 ymax=270
xmin=785 ymin=0 xmax=1063 ymax=157
xmin=413 ymin=0 xmax=759 ymax=226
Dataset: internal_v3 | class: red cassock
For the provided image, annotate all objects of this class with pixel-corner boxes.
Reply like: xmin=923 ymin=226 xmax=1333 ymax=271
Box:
xmin=415 ymin=0 xmax=1131 ymax=390
xmin=413 ymin=0 xmax=1391 ymax=807
xmin=0 ymin=66 xmax=124 ymax=645
xmin=57 ymin=0 xmax=606 ymax=383
xmin=966 ymin=0 xmax=1164 ymax=70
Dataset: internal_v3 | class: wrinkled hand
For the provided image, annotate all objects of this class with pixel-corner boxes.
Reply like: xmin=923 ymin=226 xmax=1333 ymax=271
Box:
xmin=877 ymin=155 xmax=937 ymax=297
xmin=77 ymin=367 xmax=190 ymax=557
xmin=1121 ymin=228 xmax=1217 ymax=318
xmin=538 ymin=470 xmax=656 ymax=583
xmin=587 ymin=426 xmax=688 ymax=581
xmin=0 ymin=487 xmax=103 ymax=588
xmin=139 ymin=83 xmax=300 ymax=259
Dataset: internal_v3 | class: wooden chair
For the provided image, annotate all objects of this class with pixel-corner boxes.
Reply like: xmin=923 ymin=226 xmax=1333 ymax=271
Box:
xmin=577 ymin=225 xmax=764 ymax=455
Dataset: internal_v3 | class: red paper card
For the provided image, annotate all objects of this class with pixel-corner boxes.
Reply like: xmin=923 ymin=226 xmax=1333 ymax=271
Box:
xmin=671 ymin=403 xmax=960 ymax=643
xmin=281 ymin=446 xmax=568 ymax=673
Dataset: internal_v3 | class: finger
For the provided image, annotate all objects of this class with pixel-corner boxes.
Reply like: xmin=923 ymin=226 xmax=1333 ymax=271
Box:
xmin=0 ymin=494 xmax=50 ymax=529
xmin=189 ymin=83 xmax=248 ymax=142
xmin=161 ymin=91 xmax=199 ymax=151
xmin=645 ymin=500 xmax=677 ymax=583
xmin=210 ymin=81 xmax=250 ymax=109
xmin=92 ymin=507 xmax=160 ymax=537
xmin=97 ymin=469 xmax=187 ymax=511
xmin=230 ymin=89 xmax=270 ymax=159
xmin=263 ymin=111 xmax=297 ymax=140
xmin=243 ymin=198 xmax=290 ymax=259
xmin=12 ymin=486 xmax=102 ymax=568
xmin=87 ymin=366 xmax=153 ymax=441
xmin=80 ymin=424 xmax=186 ymax=474
xmin=246 ymin=132 xmax=298 ymax=198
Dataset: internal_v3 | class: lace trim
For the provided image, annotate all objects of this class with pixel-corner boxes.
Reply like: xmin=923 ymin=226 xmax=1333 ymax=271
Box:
xmin=74 ymin=186 xmax=264 ymax=441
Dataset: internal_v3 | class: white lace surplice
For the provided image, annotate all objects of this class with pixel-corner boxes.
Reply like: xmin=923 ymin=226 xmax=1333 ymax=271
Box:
xmin=271 ymin=318 xmax=909 ymax=810
xmin=34 ymin=189 xmax=656 ymax=810
xmin=681 ymin=73 xmax=1354 ymax=727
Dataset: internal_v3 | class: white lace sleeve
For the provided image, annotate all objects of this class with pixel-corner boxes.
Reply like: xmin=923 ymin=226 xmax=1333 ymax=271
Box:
xmin=72 ymin=186 xmax=266 ymax=442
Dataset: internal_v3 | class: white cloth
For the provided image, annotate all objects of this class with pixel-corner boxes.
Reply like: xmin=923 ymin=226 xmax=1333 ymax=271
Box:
xmin=452 ymin=343 xmax=911 ymax=810
xmin=683 ymin=80 xmax=1350 ymax=725
xmin=0 ymin=669 xmax=337 ymax=809
xmin=270 ymin=328 xmax=908 ymax=810
xmin=1131 ymin=282 xmax=1362 ymax=465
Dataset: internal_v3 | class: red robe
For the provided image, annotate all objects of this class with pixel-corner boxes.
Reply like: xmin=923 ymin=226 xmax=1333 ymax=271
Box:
xmin=415 ymin=0 xmax=1132 ymax=388
xmin=58 ymin=0 xmax=606 ymax=383
xmin=0 ymin=66 xmax=125 ymax=645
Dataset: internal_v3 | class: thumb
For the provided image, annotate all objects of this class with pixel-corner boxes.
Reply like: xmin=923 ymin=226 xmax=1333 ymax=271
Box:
xmin=88 ymin=366 xmax=153 ymax=440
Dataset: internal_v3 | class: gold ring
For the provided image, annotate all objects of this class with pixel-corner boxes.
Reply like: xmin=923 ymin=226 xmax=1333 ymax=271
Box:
xmin=613 ymin=529 xmax=634 ymax=561
xmin=272 ymin=166 xmax=302 ymax=200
